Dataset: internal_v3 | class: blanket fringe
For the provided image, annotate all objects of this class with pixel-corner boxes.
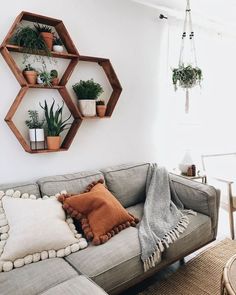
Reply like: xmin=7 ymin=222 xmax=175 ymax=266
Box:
xmin=143 ymin=214 xmax=190 ymax=272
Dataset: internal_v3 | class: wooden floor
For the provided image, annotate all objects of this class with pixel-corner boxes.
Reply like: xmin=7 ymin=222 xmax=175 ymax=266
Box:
xmin=120 ymin=207 xmax=231 ymax=295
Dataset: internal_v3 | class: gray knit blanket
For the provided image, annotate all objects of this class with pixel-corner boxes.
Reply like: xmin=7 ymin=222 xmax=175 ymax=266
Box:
xmin=138 ymin=164 xmax=194 ymax=272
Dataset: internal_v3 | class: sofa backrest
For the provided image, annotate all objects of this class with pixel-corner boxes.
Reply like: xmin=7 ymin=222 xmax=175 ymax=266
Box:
xmin=101 ymin=163 xmax=150 ymax=207
xmin=0 ymin=163 xmax=150 ymax=208
xmin=0 ymin=182 xmax=40 ymax=197
xmin=37 ymin=170 xmax=104 ymax=196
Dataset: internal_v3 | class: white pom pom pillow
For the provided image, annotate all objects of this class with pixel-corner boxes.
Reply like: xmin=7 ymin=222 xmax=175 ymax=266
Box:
xmin=0 ymin=189 xmax=88 ymax=272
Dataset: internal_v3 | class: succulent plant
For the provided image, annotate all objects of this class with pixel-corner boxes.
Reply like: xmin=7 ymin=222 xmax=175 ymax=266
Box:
xmin=25 ymin=110 xmax=44 ymax=129
xmin=39 ymin=99 xmax=71 ymax=136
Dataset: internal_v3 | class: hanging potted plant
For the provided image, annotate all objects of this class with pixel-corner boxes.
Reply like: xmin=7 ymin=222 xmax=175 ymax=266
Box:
xmin=23 ymin=64 xmax=38 ymax=84
xmin=34 ymin=23 xmax=54 ymax=51
xmin=172 ymin=64 xmax=202 ymax=91
xmin=72 ymin=79 xmax=104 ymax=117
xmin=53 ymin=37 xmax=64 ymax=53
xmin=96 ymin=100 xmax=106 ymax=117
xmin=50 ymin=69 xmax=59 ymax=86
xmin=172 ymin=0 xmax=202 ymax=113
xmin=40 ymin=99 xmax=71 ymax=150
xmin=25 ymin=110 xmax=45 ymax=142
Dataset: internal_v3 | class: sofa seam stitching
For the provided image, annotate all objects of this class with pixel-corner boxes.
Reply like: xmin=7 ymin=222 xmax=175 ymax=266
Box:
xmin=38 ymin=274 xmax=78 ymax=295
xmin=102 ymin=163 xmax=150 ymax=175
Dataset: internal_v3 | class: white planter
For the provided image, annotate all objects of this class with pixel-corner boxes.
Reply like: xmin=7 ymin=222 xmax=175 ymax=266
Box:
xmin=78 ymin=100 xmax=96 ymax=117
xmin=37 ymin=75 xmax=44 ymax=84
xmin=29 ymin=129 xmax=45 ymax=142
xmin=53 ymin=45 xmax=64 ymax=53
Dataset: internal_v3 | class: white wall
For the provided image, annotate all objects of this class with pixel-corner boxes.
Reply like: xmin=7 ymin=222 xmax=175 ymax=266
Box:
xmin=155 ymin=16 xmax=236 ymax=171
xmin=0 ymin=0 xmax=165 ymax=183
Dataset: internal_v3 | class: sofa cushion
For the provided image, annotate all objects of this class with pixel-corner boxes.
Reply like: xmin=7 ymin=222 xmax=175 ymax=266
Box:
xmin=0 ymin=258 xmax=78 ymax=295
xmin=37 ymin=170 xmax=104 ymax=196
xmin=65 ymin=226 xmax=149 ymax=292
xmin=0 ymin=182 xmax=40 ymax=198
xmin=66 ymin=203 xmax=213 ymax=293
xmin=162 ymin=211 xmax=213 ymax=261
xmin=101 ymin=163 xmax=150 ymax=207
xmin=42 ymin=276 xmax=108 ymax=295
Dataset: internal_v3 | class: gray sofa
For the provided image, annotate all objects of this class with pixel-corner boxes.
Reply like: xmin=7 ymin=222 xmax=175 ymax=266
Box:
xmin=0 ymin=163 xmax=220 ymax=295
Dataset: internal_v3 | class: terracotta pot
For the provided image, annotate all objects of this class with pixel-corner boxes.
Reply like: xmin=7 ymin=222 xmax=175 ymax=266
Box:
xmin=51 ymin=77 xmax=59 ymax=86
xmin=47 ymin=136 xmax=61 ymax=150
xmin=23 ymin=71 xmax=37 ymax=84
xmin=40 ymin=32 xmax=54 ymax=51
xmin=96 ymin=105 xmax=106 ymax=117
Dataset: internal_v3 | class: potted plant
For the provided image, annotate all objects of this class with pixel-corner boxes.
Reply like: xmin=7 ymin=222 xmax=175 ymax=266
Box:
xmin=40 ymin=99 xmax=71 ymax=150
xmin=72 ymin=79 xmax=104 ymax=117
xmin=172 ymin=64 xmax=202 ymax=91
xmin=50 ymin=70 xmax=59 ymax=86
xmin=23 ymin=64 xmax=38 ymax=84
xmin=11 ymin=26 xmax=49 ymax=55
xmin=25 ymin=110 xmax=45 ymax=142
xmin=34 ymin=23 xmax=54 ymax=51
xmin=53 ymin=37 xmax=64 ymax=52
xmin=96 ymin=100 xmax=106 ymax=117
xmin=37 ymin=68 xmax=52 ymax=86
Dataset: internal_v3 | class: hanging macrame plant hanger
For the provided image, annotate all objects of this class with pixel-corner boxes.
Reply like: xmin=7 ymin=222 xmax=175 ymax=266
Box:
xmin=174 ymin=0 xmax=201 ymax=113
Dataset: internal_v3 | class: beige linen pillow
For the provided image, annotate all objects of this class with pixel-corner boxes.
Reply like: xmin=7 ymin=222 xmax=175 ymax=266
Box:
xmin=0 ymin=189 xmax=88 ymax=272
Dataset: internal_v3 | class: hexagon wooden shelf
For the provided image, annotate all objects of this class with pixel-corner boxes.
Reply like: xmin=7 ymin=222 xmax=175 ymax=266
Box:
xmin=4 ymin=86 xmax=82 ymax=153
xmin=78 ymin=55 xmax=122 ymax=118
xmin=0 ymin=11 xmax=122 ymax=153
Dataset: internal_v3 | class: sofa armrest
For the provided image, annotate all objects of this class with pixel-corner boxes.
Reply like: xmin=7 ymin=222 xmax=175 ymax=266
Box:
xmin=169 ymin=174 xmax=220 ymax=231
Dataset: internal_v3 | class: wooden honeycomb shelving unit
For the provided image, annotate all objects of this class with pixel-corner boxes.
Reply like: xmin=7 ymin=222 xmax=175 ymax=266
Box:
xmin=0 ymin=11 xmax=122 ymax=153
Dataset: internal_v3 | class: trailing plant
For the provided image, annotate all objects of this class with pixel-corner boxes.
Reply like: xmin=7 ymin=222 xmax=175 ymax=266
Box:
xmin=23 ymin=64 xmax=36 ymax=72
xmin=39 ymin=99 xmax=71 ymax=136
xmin=25 ymin=110 xmax=44 ymax=129
xmin=96 ymin=100 xmax=105 ymax=106
xmin=50 ymin=69 xmax=58 ymax=79
xmin=34 ymin=23 xmax=53 ymax=33
xmin=72 ymin=79 xmax=104 ymax=100
xmin=11 ymin=26 xmax=49 ymax=53
xmin=53 ymin=37 xmax=63 ymax=46
xmin=172 ymin=64 xmax=202 ymax=91
xmin=11 ymin=26 xmax=51 ymax=63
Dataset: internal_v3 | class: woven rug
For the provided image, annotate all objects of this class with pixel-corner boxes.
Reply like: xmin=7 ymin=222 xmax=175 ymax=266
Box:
xmin=138 ymin=239 xmax=236 ymax=295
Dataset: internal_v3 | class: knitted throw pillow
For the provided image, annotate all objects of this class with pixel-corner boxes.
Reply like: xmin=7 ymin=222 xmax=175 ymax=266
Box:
xmin=58 ymin=180 xmax=139 ymax=245
xmin=0 ymin=189 xmax=88 ymax=272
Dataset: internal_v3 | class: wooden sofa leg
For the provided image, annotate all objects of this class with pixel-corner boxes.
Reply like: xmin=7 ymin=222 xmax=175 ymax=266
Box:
xmin=229 ymin=210 xmax=235 ymax=240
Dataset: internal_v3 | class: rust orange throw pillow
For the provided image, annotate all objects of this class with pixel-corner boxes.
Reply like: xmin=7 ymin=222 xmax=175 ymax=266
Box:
xmin=58 ymin=180 xmax=139 ymax=245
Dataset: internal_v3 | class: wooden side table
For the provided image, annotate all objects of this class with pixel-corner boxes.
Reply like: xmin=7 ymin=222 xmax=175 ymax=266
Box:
xmin=171 ymin=170 xmax=207 ymax=184
xmin=221 ymin=254 xmax=236 ymax=295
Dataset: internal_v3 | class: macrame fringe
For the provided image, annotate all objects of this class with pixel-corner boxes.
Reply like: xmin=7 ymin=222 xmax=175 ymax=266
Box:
xmin=143 ymin=214 xmax=190 ymax=272
xmin=185 ymin=89 xmax=189 ymax=113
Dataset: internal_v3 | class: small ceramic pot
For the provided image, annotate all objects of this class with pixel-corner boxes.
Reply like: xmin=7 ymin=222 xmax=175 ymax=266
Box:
xmin=40 ymin=32 xmax=54 ymax=51
xmin=96 ymin=105 xmax=106 ymax=117
xmin=78 ymin=100 xmax=96 ymax=117
xmin=53 ymin=45 xmax=64 ymax=53
xmin=51 ymin=77 xmax=59 ymax=86
xmin=37 ymin=75 xmax=44 ymax=84
xmin=29 ymin=129 xmax=44 ymax=142
xmin=47 ymin=136 xmax=61 ymax=150
xmin=23 ymin=71 xmax=37 ymax=84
